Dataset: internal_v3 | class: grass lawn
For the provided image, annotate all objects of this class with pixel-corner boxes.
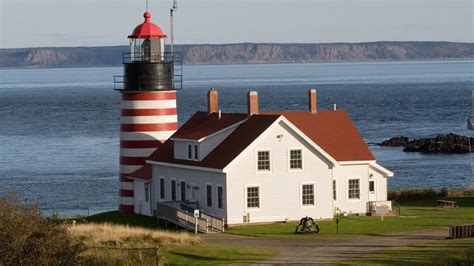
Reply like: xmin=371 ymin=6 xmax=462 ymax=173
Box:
xmin=225 ymin=197 xmax=474 ymax=238
xmin=338 ymin=238 xmax=474 ymax=265
xmin=72 ymin=222 xmax=275 ymax=265
xmin=161 ymin=244 xmax=276 ymax=264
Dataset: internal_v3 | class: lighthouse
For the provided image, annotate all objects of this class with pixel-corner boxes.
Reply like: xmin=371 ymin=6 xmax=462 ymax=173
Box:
xmin=115 ymin=10 xmax=181 ymax=214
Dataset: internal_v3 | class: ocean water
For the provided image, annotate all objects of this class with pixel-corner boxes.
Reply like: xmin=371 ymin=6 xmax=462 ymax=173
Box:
xmin=0 ymin=60 xmax=473 ymax=215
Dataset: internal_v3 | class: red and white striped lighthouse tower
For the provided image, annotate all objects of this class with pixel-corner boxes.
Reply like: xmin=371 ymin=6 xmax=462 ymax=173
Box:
xmin=116 ymin=10 xmax=181 ymax=213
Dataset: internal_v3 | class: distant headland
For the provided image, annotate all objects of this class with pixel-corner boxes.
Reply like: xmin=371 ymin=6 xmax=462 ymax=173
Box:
xmin=0 ymin=41 xmax=472 ymax=68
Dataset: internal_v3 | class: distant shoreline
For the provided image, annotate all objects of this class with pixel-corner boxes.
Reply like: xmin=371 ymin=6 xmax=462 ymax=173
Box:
xmin=1 ymin=42 xmax=473 ymax=69
xmin=0 ymin=58 xmax=472 ymax=71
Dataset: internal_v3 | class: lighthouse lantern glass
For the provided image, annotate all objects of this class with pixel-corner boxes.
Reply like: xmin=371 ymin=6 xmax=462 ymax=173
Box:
xmin=129 ymin=37 xmax=165 ymax=62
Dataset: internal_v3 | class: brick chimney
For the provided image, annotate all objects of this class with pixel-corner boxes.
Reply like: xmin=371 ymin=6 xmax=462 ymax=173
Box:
xmin=247 ymin=91 xmax=259 ymax=115
xmin=208 ymin=88 xmax=218 ymax=114
xmin=309 ymin=89 xmax=317 ymax=114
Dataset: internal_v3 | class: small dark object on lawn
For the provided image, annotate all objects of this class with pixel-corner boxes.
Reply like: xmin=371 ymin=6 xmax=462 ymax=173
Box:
xmin=435 ymin=200 xmax=458 ymax=210
xmin=294 ymin=216 xmax=320 ymax=234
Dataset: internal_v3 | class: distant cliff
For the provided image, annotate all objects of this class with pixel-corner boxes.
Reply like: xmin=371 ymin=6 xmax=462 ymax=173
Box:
xmin=0 ymin=42 xmax=472 ymax=68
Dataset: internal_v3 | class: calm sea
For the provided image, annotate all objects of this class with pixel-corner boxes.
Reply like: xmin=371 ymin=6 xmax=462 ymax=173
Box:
xmin=0 ymin=60 xmax=473 ymax=215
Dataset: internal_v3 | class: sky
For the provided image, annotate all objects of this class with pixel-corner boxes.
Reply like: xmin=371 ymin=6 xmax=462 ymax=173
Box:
xmin=0 ymin=0 xmax=472 ymax=48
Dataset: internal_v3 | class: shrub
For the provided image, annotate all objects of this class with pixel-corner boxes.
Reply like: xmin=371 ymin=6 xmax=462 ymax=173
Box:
xmin=447 ymin=186 xmax=474 ymax=197
xmin=388 ymin=188 xmax=438 ymax=201
xmin=388 ymin=187 xmax=474 ymax=201
xmin=0 ymin=190 xmax=82 ymax=265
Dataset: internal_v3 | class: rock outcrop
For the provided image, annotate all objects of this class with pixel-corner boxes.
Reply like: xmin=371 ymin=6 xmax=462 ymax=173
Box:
xmin=380 ymin=134 xmax=474 ymax=154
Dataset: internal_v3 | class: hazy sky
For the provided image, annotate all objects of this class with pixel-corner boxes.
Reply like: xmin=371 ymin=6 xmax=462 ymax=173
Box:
xmin=0 ymin=0 xmax=472 ymax=48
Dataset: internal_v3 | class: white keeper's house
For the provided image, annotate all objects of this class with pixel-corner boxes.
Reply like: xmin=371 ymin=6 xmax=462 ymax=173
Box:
xmin=128 ymin=89 xmax=393 ymax=225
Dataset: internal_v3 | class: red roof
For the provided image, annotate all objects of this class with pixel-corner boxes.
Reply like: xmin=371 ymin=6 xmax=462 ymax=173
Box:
xmin=148 ymin=109 xmax=375 ymax=170
xmin=128 ymin=164 xmax=152 ymax=181
xmin=270 ymin=111 xmax=375 ymax=161
xmin=172 ymin=112 xmax=248 ymax=140
xmin=149 ymin=114 xmax=279 ymax=169
xmin=128 ymin=11 xmax=167 ymax=39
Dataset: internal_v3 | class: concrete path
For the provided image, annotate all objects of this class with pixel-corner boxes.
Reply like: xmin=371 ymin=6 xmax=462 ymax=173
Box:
xmin=203 ymin=227 xmax=449 ymax=264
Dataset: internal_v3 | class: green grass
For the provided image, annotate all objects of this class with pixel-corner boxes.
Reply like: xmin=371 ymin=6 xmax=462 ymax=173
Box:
xmin=226 ymin=197 xmax=474 ymax=238
xmin=82 ymin=211 xmax=171 ymax=230
xmin=338 ymin=238 xmax=474 ymax=265
xmin=77 ymin=212 xmax=276 ymax=264
xmin=161 ymin=244 xmax=276 ymax=265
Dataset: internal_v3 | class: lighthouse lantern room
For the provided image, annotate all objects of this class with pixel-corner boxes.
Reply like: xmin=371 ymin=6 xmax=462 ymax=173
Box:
xmin=116 ymin=9 xmax=180 ymax=214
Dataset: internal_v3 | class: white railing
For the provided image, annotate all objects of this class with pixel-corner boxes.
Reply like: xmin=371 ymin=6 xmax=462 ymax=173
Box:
xmin=156 ymin=202 xmax=225 ymax=233
xmin=368 ymin=200 xmax=393 ymax=213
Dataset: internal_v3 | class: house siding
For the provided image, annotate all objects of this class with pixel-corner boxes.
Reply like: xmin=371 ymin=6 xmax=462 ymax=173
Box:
xmin=173 ymin=140 xmax=190 ymax=160
xmin=370 ymin=169 xmax=388 ymax=201
xmin=333 ymin=164 xmax=370 ymax=214
xmin=133 ymin=179 xmax=152 ymax=216
xmin=225 ymin=120 xmax=333 ymax=224
xmin=152 ymin=165 xmax=227 ymax=219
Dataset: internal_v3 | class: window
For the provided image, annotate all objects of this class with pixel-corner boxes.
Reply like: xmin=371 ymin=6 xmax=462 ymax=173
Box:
xmin=187 ymin=144 xmax=192 ymax=159
xmin=171 ymin=180 xmax=176 ymax=201
xmin=333 ymin=180 xmax=337 ymax=201
xmin=247 ymin=187 xmax=260 ymax=208
xmin=194 ymin=145 xmax=199 ymax=160
xmin=144 ymin=183 xmax=150 ymax=202
xmin=217 ymin=186 xmax=224 ymax=209
xmin=257 ymin=151 xmax=270 ymax=171
xmin=160 ymin=178 xmax=165 ymax=199
xmin=302 ymin=184 xmax=315 ymax=206
xmin=180 ymin=181 xmax=186 ymax=201
xmin=369 ymin=180 xmax=375 ymax=193
xmin=290 ymin=149 xmax=302 ymax=170
xmin=206 ymin=185 xmax=212 ymax=207
xmin=348 ymin=179 xmax=360 ymax=199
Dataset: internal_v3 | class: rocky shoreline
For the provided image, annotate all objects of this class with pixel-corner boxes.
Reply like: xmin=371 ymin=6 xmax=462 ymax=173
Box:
xmin=380 ymin=133 xmax=474 ymax=154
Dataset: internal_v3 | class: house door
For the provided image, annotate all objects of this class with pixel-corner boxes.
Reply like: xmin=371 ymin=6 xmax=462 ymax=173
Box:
xmin=369 ymin=180 xmax=376 ymax=201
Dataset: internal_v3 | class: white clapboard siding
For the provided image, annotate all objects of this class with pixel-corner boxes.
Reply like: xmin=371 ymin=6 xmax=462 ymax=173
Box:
xmin=225 ymin=120 xmax=333 ymax=224
xmin=333 ymin=164 xmax=370 ymax=214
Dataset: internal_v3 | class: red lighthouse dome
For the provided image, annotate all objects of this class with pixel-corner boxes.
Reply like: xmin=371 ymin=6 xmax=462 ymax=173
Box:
xmin=128 ymin=11 xmax=167 ymax=39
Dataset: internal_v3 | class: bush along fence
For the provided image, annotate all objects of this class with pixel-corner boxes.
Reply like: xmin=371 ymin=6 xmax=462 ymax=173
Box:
xmin=448 ymin=224 xmax=474 ymax=239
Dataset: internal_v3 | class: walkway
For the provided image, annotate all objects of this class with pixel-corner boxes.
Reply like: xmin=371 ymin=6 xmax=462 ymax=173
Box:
xmin=203 ymin=227 xmax=449 ymax=264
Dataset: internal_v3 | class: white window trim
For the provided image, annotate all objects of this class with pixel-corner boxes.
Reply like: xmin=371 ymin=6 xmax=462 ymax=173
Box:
xmin=245 ymin=185 xmax=261 ymax=211
xmin=187 ymin=143 xmax=200 ymax=161
xmin=300 ymin=182 xmax=316 ymax=208
xmin=217 ymin=185 xmax=224 ymax=210
xmin=288 ymin=147 xmax=304 ymax=172
xmin=347 ymin=177 xmax=361 ymax=201
xmin=369 ymin=180 xmax=376 ymax=194
xmin=255 ymin=149 xmax=272 ymax=173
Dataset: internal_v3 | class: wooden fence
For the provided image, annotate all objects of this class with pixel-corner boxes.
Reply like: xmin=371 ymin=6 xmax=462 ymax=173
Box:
xmin=448 ymin=224 xmax=474 ymax=239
